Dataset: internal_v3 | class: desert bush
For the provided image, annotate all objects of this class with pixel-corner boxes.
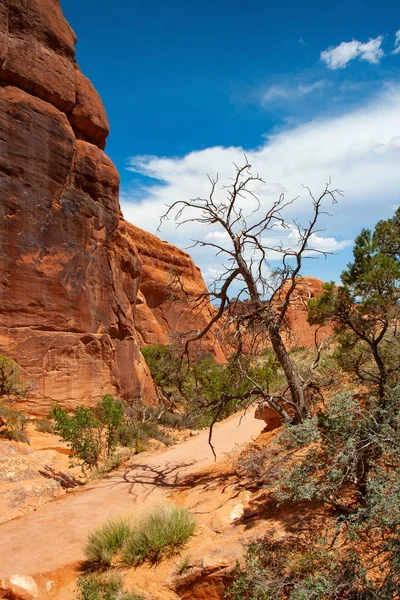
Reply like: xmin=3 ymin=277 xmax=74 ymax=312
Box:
xmin=0 ymin=401 xmax=29 ymax=443
xmin=76 ymin=571 xmax=144 ymax=600
xmin=50 ymin=395 xmax=124 ymax=471
xmin=0 ymin=356 xmax=30 ymax=443
xmin=0 ymin=354 xmax=29 ymax=400
xmin=227 ymin=537 xmax=376 ymax=600
xmin=95 ymin=395 xmax=124 ymax=457
xmin=142 ymin=345 xmax=279 ymax=432
xmin=50 ymin=404 xmax=103 ymax=471
xmin=35 ymin=418 xmax=54 ymax=434
xmin=116 ymin=421 xmax=172 ymax=452
xmin=84 ymin=517 xmax=133 ymax=567
xmin=122 ymin=505 xmax=196 ymax=565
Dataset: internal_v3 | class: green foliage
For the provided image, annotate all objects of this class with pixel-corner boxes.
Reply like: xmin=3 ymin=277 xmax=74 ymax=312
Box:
xmin=309 ymin=208 xmax=400 ymax=401
xmin=227 ymin=537 xmax=376 ymax=600
xmin=0 ymin=356 xmax=29 ymax=443
xmin=95 ymin=395 xmax=125 ymax=456
xmin=141 ymin=345 xmax=279 ymax=430
xmin=84 ymin=517 xmax=133 ymax=567
xmin=76 ymin=571 xmax=144 ymax=600
xmin=50 ymin=404 xmax=103 ymax=471
xmin=272 ymin=387 xmax=400 ymax=509
xmin=50 ymin=396 xmax=126 ymax=471
xmin=0 ymin=402 xmax=29 ymax=443
xmin=0 ymin=354 xmax=28 ymax=400
xmin=175 ymin=554 xmax=192 ymax=575
xmin=116 ymin=420 xmax=172 ymax=452
xmin=122 ymin=505 xmax=196 ymax=566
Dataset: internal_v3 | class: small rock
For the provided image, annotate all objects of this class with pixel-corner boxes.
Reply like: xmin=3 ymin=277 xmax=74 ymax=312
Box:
xmin=1 ymin=575 xmax=38 ymax=600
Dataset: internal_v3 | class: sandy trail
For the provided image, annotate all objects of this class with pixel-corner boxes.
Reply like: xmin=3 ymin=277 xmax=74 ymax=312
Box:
xmin=0 ymin=410 xmax=264 ymax=578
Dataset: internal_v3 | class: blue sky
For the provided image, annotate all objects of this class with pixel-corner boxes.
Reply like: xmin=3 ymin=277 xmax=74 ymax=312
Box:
xmin=62 ymin=0 xmax=400 ymax=287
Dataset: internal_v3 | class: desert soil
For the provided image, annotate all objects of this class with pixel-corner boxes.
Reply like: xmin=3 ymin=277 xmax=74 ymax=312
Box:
xmin=0 ymin=410 xmax=265 ymax=580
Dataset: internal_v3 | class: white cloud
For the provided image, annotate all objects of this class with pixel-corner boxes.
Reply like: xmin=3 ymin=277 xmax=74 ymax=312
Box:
xmin=321 ymin=36 xmax=384 ymax=69
xmin=394 ymin=30 xmax=400 ymax=55
xmin=373 ymin=136 xmax=400 ymax=154
xmin=262 ymin=80 xmax=326 ymax=103
xmin=121 ymin=86 xmax=400 ymax=284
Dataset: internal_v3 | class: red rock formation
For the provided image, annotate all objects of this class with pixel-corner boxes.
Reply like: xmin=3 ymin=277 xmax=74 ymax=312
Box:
xmin=278 ymin=276 xmax=333 ymax=349
xmin=0 ymin=0 xmax=331 ymax=416
xmin=0 ymin=0 xmax=157 ymax=413
xmin=127 ymin=223 xmax=226 ymax=362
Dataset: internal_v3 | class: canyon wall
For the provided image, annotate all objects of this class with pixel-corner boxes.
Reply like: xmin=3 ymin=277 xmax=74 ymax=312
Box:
xmin=0 ymin=0 xmax=225 ymax=414
xmin=0 ymin=0 xmax=328 ymax=415
xmin=0 ymin=0 xmax=147 ymax=412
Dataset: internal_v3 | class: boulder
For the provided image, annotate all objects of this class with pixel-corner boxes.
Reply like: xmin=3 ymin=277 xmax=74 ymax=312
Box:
xmin=0 ymin=574 xmax=38 ymax=600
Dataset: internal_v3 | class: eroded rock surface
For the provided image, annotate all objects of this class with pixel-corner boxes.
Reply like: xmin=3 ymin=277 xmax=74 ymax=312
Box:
xmin=0 ymin=0 xmax=157 ymax=412
xmin=129 ymin=223 xmax=226 ymax=362
xmin=0 ymin=0 xmax=329 ymax=415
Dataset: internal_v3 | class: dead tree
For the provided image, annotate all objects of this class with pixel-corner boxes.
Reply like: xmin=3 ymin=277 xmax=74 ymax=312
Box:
xmin=160 ymin=161 xmax=341 ymax=425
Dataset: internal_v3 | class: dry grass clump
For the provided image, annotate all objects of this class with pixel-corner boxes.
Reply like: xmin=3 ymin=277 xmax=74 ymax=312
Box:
xmin=122 ymin=505 xmax=196 ymax=565
xmin=83 ymin=505 xmax=196 ymax=570
xmin=84 ymin=517 xmax=133 ymax=567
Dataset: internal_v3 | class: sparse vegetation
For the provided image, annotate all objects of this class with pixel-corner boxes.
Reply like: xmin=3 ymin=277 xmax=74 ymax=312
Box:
xmin=50 ymin=394 xmax=175 ymax=471
xmin=175 ymin=554 xmax=193 ymax=576
xmin=82 ymin=505 xmax=195 ymax=572
xmin=227 ymin=536 xmax=378 ymax=600
xmin=122 ymin=505 xmax=196 ymax=565
xmin=76 ymin=571 xmax=144 ymax=600
xmin=84 ymin=517 xmax=133 ymax=567
xmin=142 ymin=345 xmax=279 ymax=437
xmin=0 ymin=401 xmax=29 ymax=443
xmin=0 ymin=354 xmax=29 ymax=401
xmin=228 ymin=208 xmax=400 ymax=598
xmin=50 ymin=404 xmax=104 ymax=471
xmin=35 ymin=418 xmax=54 ymax=434
xmin=0 ymin=355 xmax=30 ymax=443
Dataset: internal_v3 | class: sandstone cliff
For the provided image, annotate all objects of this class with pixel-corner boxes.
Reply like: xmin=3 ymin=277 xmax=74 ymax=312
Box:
xmin=128 ymin=223 xmax=225 ymax=362
xmin=0 ymin=0 xmax=226 ymax=414
xmin=0 ymin=0 xmax=155 ymax=412
xmin=0 ymin=0 xmax=329 ymax=415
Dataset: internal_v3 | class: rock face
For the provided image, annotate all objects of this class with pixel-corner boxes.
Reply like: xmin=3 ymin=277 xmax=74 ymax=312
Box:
xmin=0 ymin=0 xmax=225 ymax=414
xmin=130 ymin=223 xmax=226 ymax=362
xmin=0 ymin=0 xmax=330 ymax=415
xmin=278 ymin=276 xmax=332 ymax=349
xmin=0 ymin=0 xmax=157 ymax=412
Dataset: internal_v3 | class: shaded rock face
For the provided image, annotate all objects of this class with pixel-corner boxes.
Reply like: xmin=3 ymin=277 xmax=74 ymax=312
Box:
xmin=129 ymin=224 xmax=226 ymax=362
xmin=0 ymin=0 xmax=157 ymax=412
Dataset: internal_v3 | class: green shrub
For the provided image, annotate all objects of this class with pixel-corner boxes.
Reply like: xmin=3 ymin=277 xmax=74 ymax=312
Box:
xmin=50 ymin=404 xmax=103 ymax=471
xmin=0 ymin=402 xmax=29 ymax=443
xmin=116 ymin=421 xmax=172 ymax=452
xmin=95 ymin=395 xmax=124 ymax=457
xmin=141 ymin=345 xmax=279 ymax=432
xmin=0 ymin=354 xmax=29 ymax=400
xmin=35 ymin=418 xmax=54 ymax=434
xmin=76 ymin=571 xmax=144 ymax=600
xmin=84 ymin=517 xmax=133 ymax=567
xmin=122 ymin=505 xmax=196 ymax=565
xmin=226 ymin=537 xmax=376 ymax=600
xmin=50 ymin=395 xmax=125 ymax=471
